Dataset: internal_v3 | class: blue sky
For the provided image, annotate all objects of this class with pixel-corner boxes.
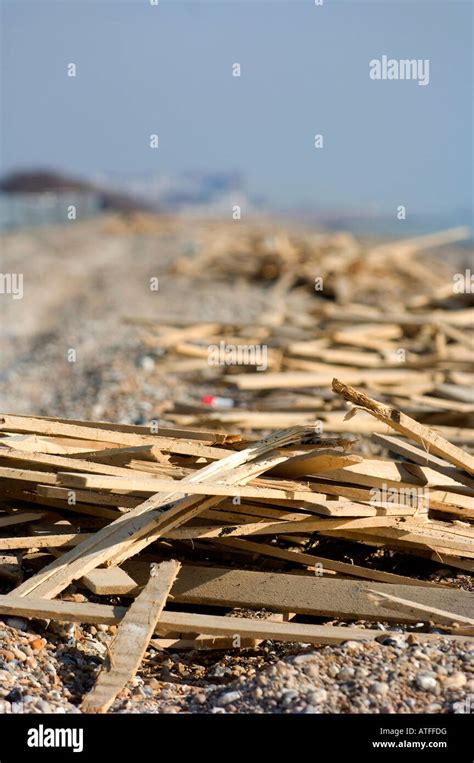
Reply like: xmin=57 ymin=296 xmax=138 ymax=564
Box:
xmin=1 ymin=0 xmax=472 ymax=218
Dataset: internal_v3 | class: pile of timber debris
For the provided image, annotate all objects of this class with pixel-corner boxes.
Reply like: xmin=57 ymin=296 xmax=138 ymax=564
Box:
xmin=124 ymin=226 xmax=473 ymax=434
xmin=0 ymin=380 xmax=473 ymax=713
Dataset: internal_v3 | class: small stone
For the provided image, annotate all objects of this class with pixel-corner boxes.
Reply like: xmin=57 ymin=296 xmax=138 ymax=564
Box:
xmin=343 ymin=641 xmax=362 ymax=651
xmin=307 ymin=689 xmax=327 ymax=704
xmin=442 ymin=672 xmax=466 ymax=690
xmin=216 ymin=691 xmax=241 ymax=707
xmin=30 ymin=638 xmax=45 ymax=651
xmin=162 ymin=705 xmax=181 ymax=714
xmin=5 ymin=688 xmax=22 ymax=703
xmin=36 ymin=699 xmax=53 ymax=712
xmin=368 ymin=682 xmax=389 ymax=697
xmin=139 ymin=356 xmax=155 ymax=372
xmin=281 ymin=690 xmax=298 ymax=707
xmin=337 ymin=667 xmax=355 ymax=681
xmin=6 ymin=617 xmax=27 ymax=631
xmin=293 ymin=654 xmax=315 ymax=665
xmin=416 ymin=672 xmax=438 ymax=692
xmin=381 ymin=636 xmax=406 ymax=648
xmin=194 ymin=693 xmax=207 ymax=705
xmin=303 ymin=665 xmax=319 ymax=679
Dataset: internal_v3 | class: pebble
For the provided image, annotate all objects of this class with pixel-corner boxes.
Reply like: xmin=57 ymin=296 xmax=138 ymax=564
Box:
xmin=416 ymin=672 xmax=438 ymax=692
xmin=216 ymin=691 xmax=241 ymax=707
xmin=368 ymin=682 xmax=389 ymax=696
xmin=6 ymin=618 xmax=27 ymax=632
xmin=442 ymin=672 xmax=466 ymax=690
xmin=30 ymin=638 xmax=45 ymax=652
xmin=293 ymin=654 xmax=315 ymax=665
xmin=426 ymin=703 xmax=442 ymax=713
xmin=307 ymin=689 xmax=327 ymax=704
xmin=337 ymin=667 xmax=355 ymax=681
xmin=281 ymin=690 xmax=298 ymax=707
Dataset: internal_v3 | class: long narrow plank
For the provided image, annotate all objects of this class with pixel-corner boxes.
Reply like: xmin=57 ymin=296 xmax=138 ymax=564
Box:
xmin=27 ymin=412 xmax=238 ymax=443
xmin=332 ymin=379 xmax=474 ymax=475
xmin=0 ymin=512 xmax=46 ymax=529
xmin=0 ymin=447 xmax=176 ymax=479
xmin=368 ymin=589 xmax=474 ymax=626
xmin=123 ymin=564 xmax=461 ymax=621
xmin=0 ymin=593 xmax=470 ymax=643
xmin=0 ymin=467 xmax=57 ymax=485
xmin=57 ymin=471 xmax=404 ymax=510
xmin=214 ymin=538 xmax=441 ymax=587
xmin=13 ymin=426 xmax=313 ymax=598
xmin=81 ymin=560 xmax=180 ymax=713
xmin=0 ymin=415 xmax=232 ymax=459
xmin=37 ymin=485 xmax=139 ymax=509
xmin=226 ymin=369 xmax=433 ymax=391
xmin=0 ymin=534 xmax=88 ymax=550
xmin=372 ymin=434 xmax=474 ymax=490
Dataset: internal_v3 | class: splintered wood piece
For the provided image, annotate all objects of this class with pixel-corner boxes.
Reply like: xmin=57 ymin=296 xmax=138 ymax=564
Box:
xmin=81 ymin=560 xmax=180 ymax=713
xmin=332 ymin=379 xmax=474 ymax=475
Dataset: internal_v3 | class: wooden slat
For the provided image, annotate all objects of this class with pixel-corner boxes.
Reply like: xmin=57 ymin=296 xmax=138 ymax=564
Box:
xmin=332 ymin=379 xmax=474 ymax=475
xmin=81 ymin=560 xmax=180 ymax=713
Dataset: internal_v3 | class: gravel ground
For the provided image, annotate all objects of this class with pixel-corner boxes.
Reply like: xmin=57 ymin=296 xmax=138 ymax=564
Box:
xmin=0 ymin=216 xmax=472 ymax=715
xmin=0 ymin=618 xmax=472 ymax=715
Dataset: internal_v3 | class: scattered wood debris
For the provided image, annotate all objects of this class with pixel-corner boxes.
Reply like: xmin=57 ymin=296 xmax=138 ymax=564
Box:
xmin=0 ymin=226 xmax=472 ymax=711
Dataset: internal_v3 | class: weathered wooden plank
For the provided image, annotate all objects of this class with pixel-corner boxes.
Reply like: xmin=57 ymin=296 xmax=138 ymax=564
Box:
xmin=0 ymin=593 xmax=470 ymax=643
xmin=81 ymin=560 xmax=180 ymax=713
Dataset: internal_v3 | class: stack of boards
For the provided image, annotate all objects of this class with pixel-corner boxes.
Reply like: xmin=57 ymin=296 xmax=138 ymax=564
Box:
xmin=0 ymin=379 xmax=473 ymax=713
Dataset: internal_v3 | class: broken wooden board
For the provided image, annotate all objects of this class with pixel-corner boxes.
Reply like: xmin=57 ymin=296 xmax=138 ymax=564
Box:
xmin=332 ymin=379 xmax=474 ymax=475
xmin=81 ymin=560 xmax=180 ymax=713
